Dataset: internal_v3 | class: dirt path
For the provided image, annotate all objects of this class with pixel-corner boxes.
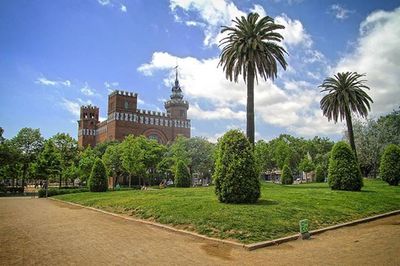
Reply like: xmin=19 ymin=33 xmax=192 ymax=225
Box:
xmin=0 ymin=198 xmax=399 ymax=265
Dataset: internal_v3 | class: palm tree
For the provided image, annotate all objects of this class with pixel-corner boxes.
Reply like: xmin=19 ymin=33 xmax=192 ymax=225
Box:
xmin=218 ymin=12 xmax=287 ymax=145
xmin=319 ymin=72 xmax=373 ymax=159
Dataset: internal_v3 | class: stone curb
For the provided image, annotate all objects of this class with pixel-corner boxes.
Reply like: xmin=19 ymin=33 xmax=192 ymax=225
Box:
xmin=245 ymin=209 xmax=400 ymax=251
xmin=48 ymin=197 xmax=245 ymax=249
xmin=48 ymin=198 xmax=399 ymax=251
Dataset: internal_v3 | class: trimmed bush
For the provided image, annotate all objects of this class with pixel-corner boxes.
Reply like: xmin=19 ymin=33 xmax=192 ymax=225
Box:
xmin=214 ymin=130 xmax=260 ymax=203
xmin=328 ymin=141 xmax=363 ymax=191
xmin=38 ymin=188 xmax=89 ymax=198
xmin=380 ymin=144 xmax=400 ymax=186
xmin=175 ymin=160 xmax=191 ymax=187
xmin=281 ymin=165 xmax=293 ymax=184
xmin=315 ymin=165 xmax=325 ymax=183
xmin=88 ymin=158 xmax=108 ymax=192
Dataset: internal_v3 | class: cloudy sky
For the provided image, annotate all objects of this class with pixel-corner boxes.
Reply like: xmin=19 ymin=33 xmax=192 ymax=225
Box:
xmin=1 ymin=0 xmax=399 ymax=141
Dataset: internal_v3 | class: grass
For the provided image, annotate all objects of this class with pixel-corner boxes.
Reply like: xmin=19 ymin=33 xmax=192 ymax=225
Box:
xmin=55 ymin=179 xmax=400 ymax=244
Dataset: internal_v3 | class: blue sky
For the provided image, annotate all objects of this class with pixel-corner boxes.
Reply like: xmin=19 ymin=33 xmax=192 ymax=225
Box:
xmin=1 ymin=0 xmax=399 ymax=141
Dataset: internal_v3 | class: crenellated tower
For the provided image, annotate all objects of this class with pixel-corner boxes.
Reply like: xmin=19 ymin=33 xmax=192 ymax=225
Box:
xmin=78 ymin=105 xmax=99 ymax=147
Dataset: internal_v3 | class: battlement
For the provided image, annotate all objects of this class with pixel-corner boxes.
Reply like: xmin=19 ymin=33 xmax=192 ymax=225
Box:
xmin=81 ymin=104 xmax=99 ymax=110
xmin=137 ymin=109 xmax=168 ymax=117
xmin=109 ymin=90 xmax=138 ymax=98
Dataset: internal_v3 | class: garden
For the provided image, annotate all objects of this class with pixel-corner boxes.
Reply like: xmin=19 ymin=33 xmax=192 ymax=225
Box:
xmin=55 ymin=179 xmax=399 ymax=244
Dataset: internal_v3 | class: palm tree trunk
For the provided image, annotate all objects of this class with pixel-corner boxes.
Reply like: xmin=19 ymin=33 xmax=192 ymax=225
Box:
xmin=345 ymin=108 xmax=358 ymax=160
xmin=247 ymin=65 xmax=255 ymax=146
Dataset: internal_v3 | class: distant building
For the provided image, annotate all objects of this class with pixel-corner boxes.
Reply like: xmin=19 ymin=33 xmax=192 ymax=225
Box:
xmin=78 ymin=71 xmax=190 ymax=147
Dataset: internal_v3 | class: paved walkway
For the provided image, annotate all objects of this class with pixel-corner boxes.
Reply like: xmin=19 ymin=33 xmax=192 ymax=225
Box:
xmin=0 ymin=197 xmax=399 ymax=265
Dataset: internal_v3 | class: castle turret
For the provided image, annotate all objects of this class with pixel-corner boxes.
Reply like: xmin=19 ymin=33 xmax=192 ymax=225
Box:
xmin=164 ymin=68 xmax=189 ymax=120
xmin=78 ymin=105 xmax=99 ymax=147
xmin=164 ymin=68 xmax=190 ymax=138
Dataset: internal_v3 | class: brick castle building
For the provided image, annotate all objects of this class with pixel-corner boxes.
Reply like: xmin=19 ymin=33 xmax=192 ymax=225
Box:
xmin=78 ymin=72 xmax=190 ymax=147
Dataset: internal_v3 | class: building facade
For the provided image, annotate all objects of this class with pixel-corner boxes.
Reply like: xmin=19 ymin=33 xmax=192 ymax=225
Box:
xmin=78 ymin=73 xmax=190 ymax=147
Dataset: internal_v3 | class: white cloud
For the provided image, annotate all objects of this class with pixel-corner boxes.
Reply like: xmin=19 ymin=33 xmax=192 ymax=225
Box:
xmin=97 ymin=0 xmax=111 ymax=6
xmin=330 ymin=4 xmax=353 ymax=20
xmin=61 ymin=98 xmax=80 ymax=117
xmin=275 ymin=14 xmax=312 ymax=47
xmin=97 ymin=0 xmax=127 ymax=13
xmin=104 ymin=81 xmax=120 ymax=93
xmin=35 ymin=76 xmax=71 ymax=87
xmin=61 ymin=98 xmax=93 ymax=118
xmin=170 ymin=0 xmax=311 ymax=48
xmin=169 ymin=0 xmax=246 ymax=46
xmin=335 ymin=7 xmax=400 ymax=116
xmin=80 ymin=82 xmax=95 ymax=96
xmin=138 ymin=51 xmax=341 ymax=137
xmin=189 ymin=103 xmax=246 ymax=121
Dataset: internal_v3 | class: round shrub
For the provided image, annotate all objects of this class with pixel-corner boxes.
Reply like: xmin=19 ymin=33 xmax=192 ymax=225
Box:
xmin=213 ymin=130 xmax=260 ymax=203
xmin=175 ymin=160 xmax=191 ymax=187
xmin=88 ymin=158 xmax=108 ymax=192
xmin=328 ymin=141 xmax=363 ymax=191
xmin=315 ymin=165 xmax=325 ymax=183
xmin=380 ymin=144 xmax=400 ymax=186
xmin=281 ymin=165 xmax=293 ymax=184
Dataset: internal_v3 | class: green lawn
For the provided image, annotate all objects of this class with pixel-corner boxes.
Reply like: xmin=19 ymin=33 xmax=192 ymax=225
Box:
xmin=55 ymin=179 xmax=400 ymax=244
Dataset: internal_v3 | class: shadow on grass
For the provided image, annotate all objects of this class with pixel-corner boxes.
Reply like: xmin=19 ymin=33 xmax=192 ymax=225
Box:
xmin=256 ymin=199 xmax=279 ymax=206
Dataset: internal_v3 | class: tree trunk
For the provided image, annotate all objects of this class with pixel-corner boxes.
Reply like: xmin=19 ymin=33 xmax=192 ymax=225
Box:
xmin=345 ymin=108 xmax=358 ymax=160
xmin=59 ymin=174 xmax=62 ymax=189
xmin=129 ymin=174 xmax=132 ymax=188
xmin=247 ymin=65 xmax=255 ymax=146
xmin=22 ymin=164 xmax=27 ymax=188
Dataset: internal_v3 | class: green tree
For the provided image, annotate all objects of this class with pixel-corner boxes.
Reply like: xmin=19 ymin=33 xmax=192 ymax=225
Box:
xmin=102 ymin=143 xmax=123 ymax=187
xmin=51 ymin=133 xmax=78 ymax=187
xmin=353 ymin=119 xmax=381 ymax=177
xmin=93 ymin=140 xmax=120 ymax=157
xmin=169 ymin=136 xmax=191 ymax=172
xmin=186 ymin=137 xmax=215 ymax=181
xmin=377 ymin=108 xmax=400 ymax=145
xmin=319 ymin=72 xmax=373 ymax=159
xmin=254 ymin=140 xmax=275 ymax=176
xmin=121 ymin=135 xmax=145 ymax=187
xmin=328 ymin=141 xmax=363 ymax=191
xmin=299 ymin=155 xmax=315 ymax=182
xmin=174 ymin=160 xmax=191 ymax=187
xmin=139 ymin=137 xmax=166 ymax=186
xmin=379 ymin=144 xmax=400 ymax=186
xmin=315 ymin=165 xmax=325 ymax=183
xmin=218 ymin=12 xmax=287 ymax=145
xmin=34 ymin=140 xmax=61 ymax=196
xmin=78 ymin=147 xmax=98 ymax=183
xmin=0 ymin=139 xmax=22 ymax=186
xmin=88 ymin=158 xmax=108 ymax=192
xmin=214 ymin=130 xmax=260 ymax=203
xmin=12 ymin=128 xmax=44 ymax=187
xmin=281 ymin=164 xmax=293 ymax=185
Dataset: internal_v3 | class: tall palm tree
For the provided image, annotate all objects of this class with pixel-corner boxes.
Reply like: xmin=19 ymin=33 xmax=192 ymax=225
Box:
xmin=319 ymin=72 xmax=373 ymax=159
xmin=218 ymin=12 xmax=287 ymax=145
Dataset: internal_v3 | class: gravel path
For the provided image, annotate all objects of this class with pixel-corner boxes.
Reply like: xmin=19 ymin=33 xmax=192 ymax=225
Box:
xmin=0 ymin=197 xmax=399 ymax=265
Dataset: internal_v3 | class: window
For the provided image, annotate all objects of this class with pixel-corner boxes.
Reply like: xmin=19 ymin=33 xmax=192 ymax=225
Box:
xmin=148 ymin=134 xmax=160 ymax=143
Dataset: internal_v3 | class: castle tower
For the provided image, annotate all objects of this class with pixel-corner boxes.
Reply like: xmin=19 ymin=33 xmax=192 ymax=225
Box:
xmin=164 ymin=68 xmax=189 ymax=120
xmin=106 ymin=90 xmax=138 ymax=141
xmin=164 ymin=67 xmax=190 ymax=138
xmin=78 ymin=105 xmax=99 ymax=147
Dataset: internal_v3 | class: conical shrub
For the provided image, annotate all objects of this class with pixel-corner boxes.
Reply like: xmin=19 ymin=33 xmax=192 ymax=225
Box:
xmin=89 ymin=158 xmax=108 ymax=192
xmin=328 ymin=141 xmax=362 ymax=191
xmin=281 ymin=165 xmax=293 ymax=184
xmin=380 ymin=144 xmax=400 ymax=186
xmin=175 ymin=160 xmax=191 ymax=187
xmin=214 ymin=130 xmax=260 ymax=203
